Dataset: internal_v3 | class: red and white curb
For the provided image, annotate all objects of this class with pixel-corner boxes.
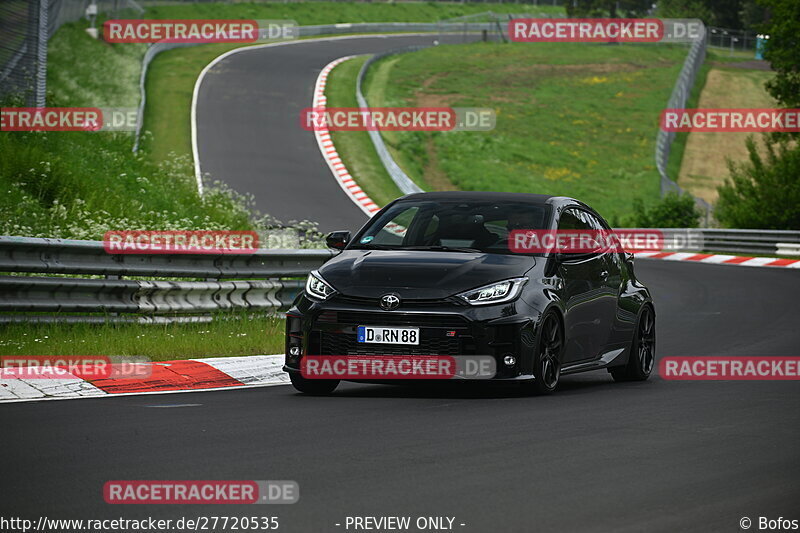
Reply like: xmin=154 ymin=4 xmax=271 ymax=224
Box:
xmin=0 ymin=355 xmax=289 ymax=403
xmin=634 ymin=251 xmax=800 ymax=269
xmin=312 ymin=56 xmax=381 ymax=218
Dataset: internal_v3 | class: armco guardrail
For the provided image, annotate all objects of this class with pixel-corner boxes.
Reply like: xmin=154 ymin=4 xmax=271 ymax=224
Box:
xmin=0 ymin=276 xmax=302 ymax=314
xmin=0 ymin=236 xmax=334 ymax=323
xmin=631 ymin=228 xmax=800 ymax=256
xmin=695 ymin=229 xmax=800 ymax=256
xmin=654 ymin=30 xmax=710 ymax=220
xmin=356 ymin=46 xmax=427 ymax=196
xmin=2 ymin=230 xmax=799 ymax=324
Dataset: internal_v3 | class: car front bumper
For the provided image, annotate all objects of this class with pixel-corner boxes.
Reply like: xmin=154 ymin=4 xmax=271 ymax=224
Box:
xmin=284 ymin=294 xmax=544 ymax=381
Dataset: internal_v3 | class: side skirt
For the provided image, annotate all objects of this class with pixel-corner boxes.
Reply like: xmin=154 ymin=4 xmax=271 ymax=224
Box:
xmin=561 ymin=347 xmax=626 ymax=375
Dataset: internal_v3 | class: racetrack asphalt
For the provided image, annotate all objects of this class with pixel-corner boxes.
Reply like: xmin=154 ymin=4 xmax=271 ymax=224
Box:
xmin=2 ymin=260 xmax=799 ymax=532
xmin=2 ymin=34 xmax=798 ymax=533
xmin=194 ymin=34 xmax=480 ymax=234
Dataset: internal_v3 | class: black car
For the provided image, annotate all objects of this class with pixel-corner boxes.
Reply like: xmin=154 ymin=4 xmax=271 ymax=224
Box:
xmin=284 ymin=191 xmax=655 ymax=395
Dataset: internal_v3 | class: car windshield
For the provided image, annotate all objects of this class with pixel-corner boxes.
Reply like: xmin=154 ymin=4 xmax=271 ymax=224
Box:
xmin=350 ymin=199 xmax=551 ymax=255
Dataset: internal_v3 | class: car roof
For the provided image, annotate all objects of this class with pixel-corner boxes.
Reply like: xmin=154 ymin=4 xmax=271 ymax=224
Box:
xmin=393 ymin=191 xmax=605 ymax=222
xmin=399 ymin=191 xmax=559 ymax=204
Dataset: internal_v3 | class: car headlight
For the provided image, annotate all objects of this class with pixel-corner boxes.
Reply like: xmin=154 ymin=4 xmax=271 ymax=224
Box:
xmin=305 ymin=270 xmax=336 ymax=301
xmin=456 ymin=277 xmax=528 ymax=306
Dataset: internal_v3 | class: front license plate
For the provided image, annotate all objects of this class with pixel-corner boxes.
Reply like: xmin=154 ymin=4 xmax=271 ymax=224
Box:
xmin=357 ymin=326 xmax=419 ymax=345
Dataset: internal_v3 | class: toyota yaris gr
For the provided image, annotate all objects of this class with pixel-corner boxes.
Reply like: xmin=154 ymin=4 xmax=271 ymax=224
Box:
xmin=284 ymin=191 xmax=655 ymax=395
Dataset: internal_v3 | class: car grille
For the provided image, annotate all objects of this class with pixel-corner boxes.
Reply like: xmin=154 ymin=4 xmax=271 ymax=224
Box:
xmin=319 ymin=331 xmax=462 ymax=356
xmin=333 ymin=294 xmax=448 ymax=307
xmin=317 ymin=311 xmax=467 ymax=329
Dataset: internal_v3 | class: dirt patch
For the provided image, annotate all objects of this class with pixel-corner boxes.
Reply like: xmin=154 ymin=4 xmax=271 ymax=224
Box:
xmin=416 ymin=92 xmax=458 ymax=107
xmin=712 ymin=60 xmax=773 ymax=71
xmin=498 ymin=61 xmax=659 ymax=75
xmin=677 ymin=68 xmax=775 ymax=203
xmin=414 ymin=73 xmax=458 ymax=107
xmin=422 ymin=136 xmax=457 ymax=191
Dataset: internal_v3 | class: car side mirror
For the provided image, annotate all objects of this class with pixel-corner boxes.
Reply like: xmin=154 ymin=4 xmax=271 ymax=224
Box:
xmin=326 ymin=230 xmax=350 ymax=250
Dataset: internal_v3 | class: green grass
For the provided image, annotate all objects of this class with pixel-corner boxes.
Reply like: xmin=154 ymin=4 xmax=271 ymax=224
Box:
xmin=362 ymin=41 xmax=693 ymax=222
xmin=323 ymin=56 xmax=404 ymax=206
xmin=0 ymin=315 xmax=285 ymax=360
xmin=46 ymin=20 xmax=145 ymax=108
xmin=141 ymin=2 xmax=564 ymax=23
xmin=0 ymin=21 xmax=259 ymax=239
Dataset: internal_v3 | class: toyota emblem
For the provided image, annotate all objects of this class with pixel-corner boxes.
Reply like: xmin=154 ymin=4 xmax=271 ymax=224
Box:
xmin=380 ymin=293 xmax=401 ymax=311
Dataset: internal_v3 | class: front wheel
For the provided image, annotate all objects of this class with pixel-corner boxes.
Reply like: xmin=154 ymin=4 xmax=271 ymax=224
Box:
xmin=289 ymin=372 xmax=339 ymax=395
xmin=522 ymin=312 xmax=564 ymax=395
xmin=611 ymin=305 xmax=655 ymax=382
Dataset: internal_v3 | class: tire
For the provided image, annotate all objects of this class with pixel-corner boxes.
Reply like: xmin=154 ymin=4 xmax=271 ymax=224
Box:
xmin=522 ymin=312 xmax=564 ymax=395
xmin=289 ymin=372 xmax=339 ymax=395
xmin=611 ymin=304 xmax=655 ymax=382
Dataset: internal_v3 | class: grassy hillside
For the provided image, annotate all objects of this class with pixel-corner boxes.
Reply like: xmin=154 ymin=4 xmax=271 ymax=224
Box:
xmin=362 ymin=41 xmax=692 ymax=222
xmin=0 ymin=21 xmax=255 ymax=239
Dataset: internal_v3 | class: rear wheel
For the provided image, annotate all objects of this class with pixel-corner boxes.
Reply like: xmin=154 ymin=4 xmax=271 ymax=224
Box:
xmin=289 ymin=372 xmax=339 ymax=395
xmin=611 ymin=305 xmax=655 ymax=382
xmin=522 ymin=312 xmax=563 ymax=395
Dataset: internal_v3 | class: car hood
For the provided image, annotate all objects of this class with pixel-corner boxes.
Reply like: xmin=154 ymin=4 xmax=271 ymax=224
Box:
xmin=319 ymin=250 xmax=536 ymax=300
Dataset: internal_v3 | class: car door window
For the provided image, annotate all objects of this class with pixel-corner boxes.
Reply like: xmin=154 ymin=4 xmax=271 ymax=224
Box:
xmin=557 ymin=209 xmax=588 ymax=232
xmin=584 ymin=211 xmax=624 ymax=275
xmin=557 ymin=208 xmax=604 ymax=256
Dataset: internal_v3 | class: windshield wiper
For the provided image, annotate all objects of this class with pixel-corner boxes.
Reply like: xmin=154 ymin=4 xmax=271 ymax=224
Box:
xmin=403 ymin=245 xmax=483 ymax=253
xmin=351 ymin=244 xmax=399 ymax=250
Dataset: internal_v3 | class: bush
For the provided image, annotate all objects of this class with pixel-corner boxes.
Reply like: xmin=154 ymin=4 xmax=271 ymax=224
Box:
xmin=715 ymin=137 xmax=800 ymax=229
xmin=629 ymin=192 xmax=702 ymax=228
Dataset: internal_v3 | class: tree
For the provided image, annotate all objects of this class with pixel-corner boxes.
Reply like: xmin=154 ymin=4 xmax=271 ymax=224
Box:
xmin=759 ymin=0 xmax=800 ymax=108
xmin=716 ymin=137 xmax=800 ymax=229
xmin=630 ymin=193 xmax=702 ymax=228
xmin=713 ymin=0 xmax=800 ymax=229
